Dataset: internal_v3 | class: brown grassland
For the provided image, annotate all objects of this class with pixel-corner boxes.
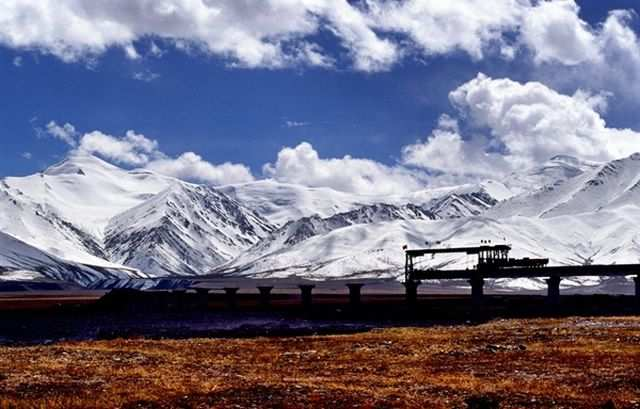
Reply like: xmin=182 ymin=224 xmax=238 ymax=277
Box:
xmin=0 ymin=317 xmax=638 ymax=408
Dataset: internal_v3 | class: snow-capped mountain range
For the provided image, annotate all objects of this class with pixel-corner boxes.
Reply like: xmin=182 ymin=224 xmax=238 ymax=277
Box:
xmin=1 ymin=150 xmax=639 ymax=290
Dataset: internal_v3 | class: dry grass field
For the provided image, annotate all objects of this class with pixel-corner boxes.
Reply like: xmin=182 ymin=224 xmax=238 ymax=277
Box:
xmin=0 ymin=317 xmax=639 ymax=408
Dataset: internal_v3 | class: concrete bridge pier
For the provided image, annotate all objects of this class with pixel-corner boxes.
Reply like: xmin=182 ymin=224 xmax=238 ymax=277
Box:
xmin=404 ymin=281 xmax=420 ymax=306
xmin=171 ymin=289 xmax=188 ymax=311
xmin=346 ymin=283 xmax=364 ymax=307
xmin=469 ymin=276 xmax=484 ymax=307
xmin=257 ymin=286 xmax=274 ymax=308
xmin=298 ymin=285 xmax=315 ymax=309
xmin=195 ymin=288 xmax=210 ymax=309
xmin=546 ymin=275 xmax=562 ymax=306
xmin=224 ymin=288 xmax=239 ymax=309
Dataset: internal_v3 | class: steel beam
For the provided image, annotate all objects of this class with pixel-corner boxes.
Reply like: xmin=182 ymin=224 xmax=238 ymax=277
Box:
xmin=410 ymin=264 xmax=640 ymax=281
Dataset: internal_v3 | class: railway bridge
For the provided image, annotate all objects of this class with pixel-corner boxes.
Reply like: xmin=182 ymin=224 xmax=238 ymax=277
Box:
xmin=404 ymin=244 xmax=640 ymax=304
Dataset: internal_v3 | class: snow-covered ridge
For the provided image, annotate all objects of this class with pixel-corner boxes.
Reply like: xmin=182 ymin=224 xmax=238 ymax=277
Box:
xmin=222 ymin=178 xmax=511 ymax=226
xmin=489 ymin=152 xmax=640 ymax=219
xmin=0 ymin=151 xmax=639 ymax=289
xmin=106 ymin=182 xmax=276 ymax=276
xmin=0 ymin=231 xmax=144 ymax=286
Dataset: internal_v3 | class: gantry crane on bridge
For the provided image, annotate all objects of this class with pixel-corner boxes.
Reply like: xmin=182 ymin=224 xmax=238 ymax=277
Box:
xmin=404 ymin=243 xmax=640 ymax=304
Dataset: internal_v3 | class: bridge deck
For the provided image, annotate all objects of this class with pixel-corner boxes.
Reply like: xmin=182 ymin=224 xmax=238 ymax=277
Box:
xmin=410 ymin=264 xmax=640 ymax=281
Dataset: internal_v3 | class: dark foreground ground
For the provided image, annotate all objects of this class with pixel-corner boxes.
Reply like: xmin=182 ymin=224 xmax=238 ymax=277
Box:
xmin=0 ymin=290 xmax=639 ymax=343
xmin=0 ymin=316 xmax=639 ymax=408
xmin=0 ymin=290 xmax=639 ymax=408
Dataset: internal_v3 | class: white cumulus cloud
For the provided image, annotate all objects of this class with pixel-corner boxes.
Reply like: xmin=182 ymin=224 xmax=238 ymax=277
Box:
xmin=38 ymin=122 xmax=253 ymax=185
xmin=263 ymin=142 xmax=424 ymax=195
xmin=402 ymin=74 xmax=640 ymax=180
xmin=369 ymin=0 xmax=524 ymax=60
xmin=2 ymin=0 xmax=638 ymax=78
xmin=146 ymin=152 xmax=254 ymax=185
xmin=520 ymin=0 xmax=600 ymax=66
xmin=78 ymin=130 xmax=161 ymax=166
xmin=44 ymin=121 xmax=78 ymax=147
xmin=76 ymin=129 xmax=253 ymax=184
xmin=0 ymin=0 xmax=369 ymax=69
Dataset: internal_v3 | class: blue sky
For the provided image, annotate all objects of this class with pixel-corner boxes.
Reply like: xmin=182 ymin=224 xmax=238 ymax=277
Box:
xmin=1 ymin=0 xmax=640 ymax=194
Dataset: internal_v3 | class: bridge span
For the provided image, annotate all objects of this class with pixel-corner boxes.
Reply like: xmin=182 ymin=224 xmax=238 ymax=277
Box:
xmin=404 ymin=244 xmax=640 ymax=304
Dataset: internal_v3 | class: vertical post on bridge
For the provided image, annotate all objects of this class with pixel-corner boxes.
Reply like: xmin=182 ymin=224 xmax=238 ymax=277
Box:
xmin=404 ymin=281 xmax=420 ymax=307
xmin=298 ymin=285 xmax=315 ymax=310
xmin=195 ymin=288 xmax=210 ymax=310
xmin=224 ymin=287 xmax=239 ymax=310
xmin=546 ymin=275 xmax=561 ymax=307
xmin=257 ymin=286 xmax=274 ymax=309
xmin=469 ymin=276 xmax=484 ymax=308
xmin=346 ymin=283 xmax=364 ymax=307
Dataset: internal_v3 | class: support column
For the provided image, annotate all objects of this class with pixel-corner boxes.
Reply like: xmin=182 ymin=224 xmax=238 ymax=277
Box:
xmin=404 ymin=281 xmax=420 ymax=306
xmin=346 ymin=283 xmax=364 ymax=307
xmin=468 ymin=276 xmax=485 ymax=306
xmin=224 ymin=287 xmax=239 ymax=309
xmin=195 ymin=288 xmax=210 ymax=309
xmin=634 ymin=275 xmax=640 ymax=306
xmin=257 ymin=286 xmax=274 ymax=308
xmin=299 ymin=285 xmax=315 ymax=309
xmin=546 ymin=275 xmax=561 ymax=306
xmin=171 ymin=289 xmax=187 ymax=311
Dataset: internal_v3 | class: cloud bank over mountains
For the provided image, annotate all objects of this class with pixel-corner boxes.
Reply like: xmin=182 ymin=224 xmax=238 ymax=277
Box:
xmin=40 ymin=73 xmax=639 ymax=194
xmin=8 ymin=1 xmax=640 ymax=193
xmin=402 ymin=74 xmax=640 ymax=181
xmin=42 ymin=122 xmax=255 ymax=185
xmin=262 ymin=142 xmax=424 ymax=196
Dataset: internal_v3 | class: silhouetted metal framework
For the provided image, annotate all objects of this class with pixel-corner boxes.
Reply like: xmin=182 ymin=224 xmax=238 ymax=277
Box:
xmin=405 ymin=244 xmax=638 ymax=283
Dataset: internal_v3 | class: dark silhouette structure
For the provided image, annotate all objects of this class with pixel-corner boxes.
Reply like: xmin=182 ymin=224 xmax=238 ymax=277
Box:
xmin=405 ymin=244 xmax=640 ymax=304
xmin=298 ymin=285 xmax=315 ymax=309
xmin=346 ymin=283 xmax=364 ymax=307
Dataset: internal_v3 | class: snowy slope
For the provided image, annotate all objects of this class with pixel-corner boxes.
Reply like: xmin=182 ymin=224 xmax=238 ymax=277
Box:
xmin=1 ymin=150 xmax=638 ymax=290
xmin=221 ymin=179 xmax=510 ymax=226
xmin=0 ymin=179 xmax=116 ymax=267
xmin=504 ymin=155 xmax=601 ymax=196
xmin=241 ymin=203 xmax=436 ymax=261
xmin=106 ymin=183 xmax=276 ymax=276
xmin=4 ymin=151 xmax=174 ymax=236
xmin=0 ymin=151 xmax=176 ymax=272
xmin=219 ymin=207 xmax=640 ymax=290
xmin=0 ymin=231 xmax=144 ymax=285
xmin=219 ymin=179 xmax=380 ymax=227
xmin=219 ymin=153 xmax=640 ymax=288
xmin=425 ymin=188 xmax=498 ymax=218
xmin=489 ymin=153 xmax=640 ymax=218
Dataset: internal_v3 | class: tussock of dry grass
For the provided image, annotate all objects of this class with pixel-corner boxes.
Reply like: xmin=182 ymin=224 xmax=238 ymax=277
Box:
xmin=0 ymin=317 xmax=639 ymax=408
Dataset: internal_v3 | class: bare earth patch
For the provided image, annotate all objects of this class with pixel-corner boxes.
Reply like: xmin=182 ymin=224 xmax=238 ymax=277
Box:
xmin=0 ymin=317 xmax=639 ymax=408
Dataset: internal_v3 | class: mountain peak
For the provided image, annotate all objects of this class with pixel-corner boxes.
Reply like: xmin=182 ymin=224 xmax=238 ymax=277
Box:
xmin=545 ymin=154 xmax=600 ymax=169
xmin=548 ymin=154 xmax=580 ymax=166
xmin=44 ymin=150 xmax=122 ymax=176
